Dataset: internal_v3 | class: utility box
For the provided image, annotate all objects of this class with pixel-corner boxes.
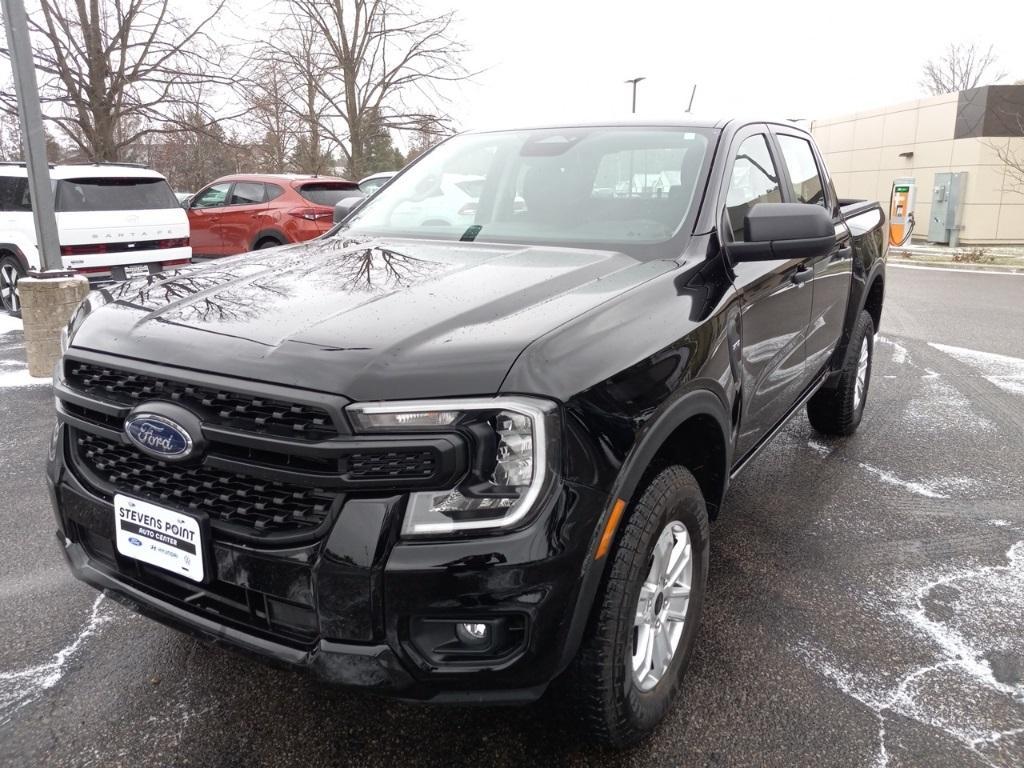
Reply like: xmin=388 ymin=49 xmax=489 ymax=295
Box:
xmin=927 ymin=172 xmax=967 ymax=245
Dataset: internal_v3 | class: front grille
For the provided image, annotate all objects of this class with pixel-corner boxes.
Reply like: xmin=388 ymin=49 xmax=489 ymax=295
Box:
xmin=65 ymin=361 xmax=338 ymax=441
xmin=347 ymin=449 xmax=437 ymax=480
xmin=74 ymin=432 xmax=340 ymax=540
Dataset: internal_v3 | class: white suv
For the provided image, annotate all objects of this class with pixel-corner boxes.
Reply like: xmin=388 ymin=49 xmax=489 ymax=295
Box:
xmin=0 ymin=163 xmax=191 ymax=314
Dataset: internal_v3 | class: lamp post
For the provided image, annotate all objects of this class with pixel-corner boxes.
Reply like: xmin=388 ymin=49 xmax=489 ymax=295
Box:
xmin=624 ymin=77 xmax=646 ymax=114
xmin=2 ymin=0 xmax=62 ymax=272
xmin=2 ymin=0 xmax=89 ymax=378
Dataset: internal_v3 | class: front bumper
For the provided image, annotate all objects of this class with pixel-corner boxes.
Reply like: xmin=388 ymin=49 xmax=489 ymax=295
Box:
xmin=49 ymin=426 xmax=608 ymax=703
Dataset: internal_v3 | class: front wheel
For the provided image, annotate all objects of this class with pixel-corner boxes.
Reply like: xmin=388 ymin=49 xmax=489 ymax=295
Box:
xmin=0 ymin=255 xmax=25 ymax=316
xmin=565 ymin=465 xmax=710 ymax=747
xmin=806 ymin=309 xmax=875 ymax=436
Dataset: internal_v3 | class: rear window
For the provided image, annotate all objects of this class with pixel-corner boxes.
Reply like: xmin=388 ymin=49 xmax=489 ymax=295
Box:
xmin=55 ymin=177 xmax=178 ymax=212
xmin=296 ymin=182 xmax=359 ymax=206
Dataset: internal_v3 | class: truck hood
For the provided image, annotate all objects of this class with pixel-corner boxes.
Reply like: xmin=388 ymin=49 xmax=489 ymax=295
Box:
xmin=71 ymin=237 xmax=670 ymax=400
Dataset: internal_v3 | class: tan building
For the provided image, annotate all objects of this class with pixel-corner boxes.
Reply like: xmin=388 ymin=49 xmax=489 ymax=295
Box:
xmin=811 ymin=84 xmax=1024 ymax=244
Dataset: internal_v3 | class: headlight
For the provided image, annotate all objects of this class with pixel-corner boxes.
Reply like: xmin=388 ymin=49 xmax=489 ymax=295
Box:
xmin=347 ymin=397 xmax=558 ymax=536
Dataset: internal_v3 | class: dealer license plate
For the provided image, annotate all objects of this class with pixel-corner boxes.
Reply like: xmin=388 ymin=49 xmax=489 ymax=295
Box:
xmin=122 ymin=264 xmax=151 ymax=279
xmin=114 ymin=495 xmax=204 ymax=582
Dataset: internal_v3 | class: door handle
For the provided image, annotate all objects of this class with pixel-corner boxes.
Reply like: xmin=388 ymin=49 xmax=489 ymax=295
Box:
xmin=791 ymin=266 xmax=813 ymax=286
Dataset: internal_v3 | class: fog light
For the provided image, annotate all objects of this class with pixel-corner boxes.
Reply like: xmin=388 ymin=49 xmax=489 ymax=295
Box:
xmin=455 ymin=622 xmax=490 ymax=645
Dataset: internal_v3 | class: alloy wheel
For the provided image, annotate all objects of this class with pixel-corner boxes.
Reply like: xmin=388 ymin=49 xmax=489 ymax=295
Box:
xmin=853 ymin=336 xmax=869 ymax=411
xmin=0 ymin=262 xmax=20 ymax=313
xmin=631 ymin=521 xmax=692 ymax=691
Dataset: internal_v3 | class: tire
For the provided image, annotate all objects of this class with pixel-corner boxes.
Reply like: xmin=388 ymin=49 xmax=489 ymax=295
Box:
xmin=255 ymin=238 xmax=283 ymax=250
xmin=806 ymin=309 xmax=875 ymax=436
xmin=565 ymin=465 xmax=710 ymax=748
xmin=0 ymin=254 xmax=25 ymax=317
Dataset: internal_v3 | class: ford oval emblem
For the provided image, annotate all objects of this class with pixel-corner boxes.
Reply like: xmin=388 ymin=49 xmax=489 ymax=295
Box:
xmin=128 ymin=536 xmax=142 ymax=547
xmin=125 ymin=413 xmax=194 ymax=460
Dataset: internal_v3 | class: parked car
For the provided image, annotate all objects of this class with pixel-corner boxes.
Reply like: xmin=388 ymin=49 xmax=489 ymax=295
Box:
xmin=387 ymin=173 xmax=486 ymax=229
xmin=185 ymin=174 xmax=360 ymax=257
xmin=51 ymin=119 xmax=886 ymax=746
xmin=0 ymin=162 xmax=190 ymax=314
xmin=358 ymin=171 xmax=397 ymax=196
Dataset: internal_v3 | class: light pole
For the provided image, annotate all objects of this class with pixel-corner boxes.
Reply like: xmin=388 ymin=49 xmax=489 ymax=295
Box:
xmin=2 ymin=0 xmax=62 ymax=272
xmin=2 ymin=0 xmax=89 ymax=378
xmin=625 ymin=77 xmax=646 ymax=114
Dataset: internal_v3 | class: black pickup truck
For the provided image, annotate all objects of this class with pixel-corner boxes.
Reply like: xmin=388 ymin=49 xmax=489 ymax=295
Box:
xmin=48 ymin=120 xmax=886 ymax=746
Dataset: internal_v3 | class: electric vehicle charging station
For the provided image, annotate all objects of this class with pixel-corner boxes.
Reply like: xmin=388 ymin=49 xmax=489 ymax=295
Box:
xmin=889 ymin=177 xmax=916 ymax=247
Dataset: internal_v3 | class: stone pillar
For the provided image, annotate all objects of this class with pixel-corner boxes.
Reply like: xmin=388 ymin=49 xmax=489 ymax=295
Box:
xmin=19 ymin=275 xmax=90 ymax=378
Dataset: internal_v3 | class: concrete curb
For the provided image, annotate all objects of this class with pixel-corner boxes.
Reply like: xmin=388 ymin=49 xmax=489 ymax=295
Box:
xmin=889 ymin=262 xmax=1024 ymax=276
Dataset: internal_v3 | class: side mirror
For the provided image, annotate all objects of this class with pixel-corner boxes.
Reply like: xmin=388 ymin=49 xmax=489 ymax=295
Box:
xmin=333 ymin=194 xmax=366 ymax=224
xmin=726 ymin=203 xmax=835 ymax=262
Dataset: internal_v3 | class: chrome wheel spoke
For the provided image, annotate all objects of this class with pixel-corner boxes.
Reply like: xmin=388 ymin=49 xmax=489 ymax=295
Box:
xmin=653 ymin=623 xmax=673 ymax=676
xmin=664 ymin=585 xmax=690 ymax=621
xmin=635 ymin=582 xmax=657 ymax=626
xmin=666 ymin=537 xmax=691 ymax=586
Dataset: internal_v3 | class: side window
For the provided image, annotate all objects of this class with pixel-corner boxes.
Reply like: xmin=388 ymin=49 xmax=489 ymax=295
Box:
xmin=777 ymin=135 xmax=827 ymax=207
xmin=725 ymin=135 xmax=782 ymax=241
xmin=191 ymin=182 xmax=231 ymax=209
xmin=0 ymin=177 xmax=31 ymax=212
xmin=229 ymin=181 xmax=266 ymax=206
xmin=265 ymin=183 xmax=284 ymax=201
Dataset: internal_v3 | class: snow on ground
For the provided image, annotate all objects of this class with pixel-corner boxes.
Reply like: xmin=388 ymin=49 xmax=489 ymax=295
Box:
xmin=799 ymin=540 xmax=1024 ymax=767
xmin=0 ymin=314 xmax=23 ymax=336
xmin=930 ymin=343 xmax=1024 ymax=398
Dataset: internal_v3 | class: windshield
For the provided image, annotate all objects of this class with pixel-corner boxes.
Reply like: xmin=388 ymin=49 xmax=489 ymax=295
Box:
xmin=55 ymin=177 xmax=178 ymax=212
xmin=343 ymin=127 xmax=713 ymax=250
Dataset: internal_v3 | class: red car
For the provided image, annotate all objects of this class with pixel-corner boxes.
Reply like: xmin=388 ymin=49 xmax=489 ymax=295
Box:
xmin=185 ymin=174 xmax=360 ymax=257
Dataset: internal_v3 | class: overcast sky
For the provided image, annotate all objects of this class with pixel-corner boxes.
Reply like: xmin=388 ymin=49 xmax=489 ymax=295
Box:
xmin=434 ymin=0 xmax=1024 ymax=131
xmin=4 ymin=0 xmax=1022 ymax=144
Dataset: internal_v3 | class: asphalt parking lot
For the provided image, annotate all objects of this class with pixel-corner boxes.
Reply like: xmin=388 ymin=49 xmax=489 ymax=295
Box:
xmin=1 ymin=265 xmax=1022 ymax=768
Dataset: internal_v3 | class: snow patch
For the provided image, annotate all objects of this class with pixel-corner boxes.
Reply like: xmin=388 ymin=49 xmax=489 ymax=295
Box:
xmin=929 ymin=343 xmax=1024 ymax=397
xmin=0 ymin=314 xmax=23 ymax=336
xmin=988 ymin=520 xmax=1013 ymax=528
xmin=858 ymin=462 xmax=949 ymax=499
xmin=0 ymin=595 xmax=113 ymax=724
xmin=808 ymin=439 xmax=833 ymax=457
xmin=0 ymin=367 xmax=50 ymax=388
xmin=904 ymin=376 xmax=996 ymax=434
xmin=799 ymin=541 xmax=1024 ymax=766
xmin=877 ymin=335 xmax=909 ymax=365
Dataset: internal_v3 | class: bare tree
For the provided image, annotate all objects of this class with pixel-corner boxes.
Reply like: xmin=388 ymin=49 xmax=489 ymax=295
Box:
xmin=920 ymin=43 xmax=1006 ymax=95
xmin=240 ymin=58 xmax=297 ymax=173
xmin=991 ymin=122 xmax=1024 ymax=196
xmin=281 ymin=0 xmax=470 ymax=178
xmin=403 ymin=117 xmax=450 ymax=164
xmin=0 ymin=0 xmax=237 ymax=162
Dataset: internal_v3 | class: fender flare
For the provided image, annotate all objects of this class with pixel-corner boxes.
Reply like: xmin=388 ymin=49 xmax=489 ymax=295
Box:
xmin=0 ymin=243 xmax=31 ymax=273
xmin=554 ymin=386 xmax=733 ymax=675
xmin=249 ymin=229 xmax=289 ymax=251
xmin=606 ymin=387 xmax=732 ymax=509
xmin=860 ymin=263 xmax=885 ymax=315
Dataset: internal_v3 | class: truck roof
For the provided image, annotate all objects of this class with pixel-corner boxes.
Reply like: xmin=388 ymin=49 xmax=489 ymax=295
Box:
xmin=465 ymin=117 xmax=810 ymax=134
xmin=0 ymin=163 xmax=168 ymax=180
